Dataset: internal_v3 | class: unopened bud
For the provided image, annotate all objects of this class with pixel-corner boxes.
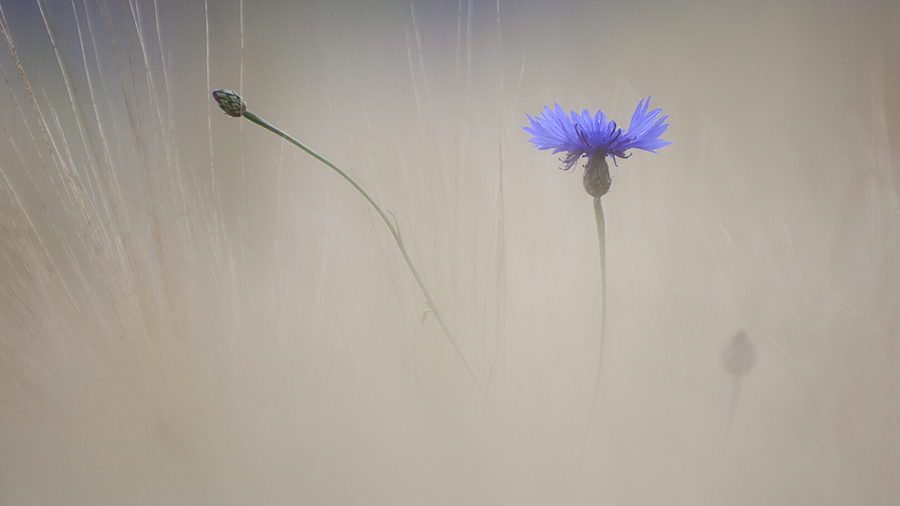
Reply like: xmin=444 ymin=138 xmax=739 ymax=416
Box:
xmin=212 ymin=89 xmax=246 ymax=118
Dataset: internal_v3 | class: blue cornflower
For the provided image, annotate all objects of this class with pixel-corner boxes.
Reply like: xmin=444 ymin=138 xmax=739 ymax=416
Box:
xmin=523 ymin=97 xmax=671 ymax=197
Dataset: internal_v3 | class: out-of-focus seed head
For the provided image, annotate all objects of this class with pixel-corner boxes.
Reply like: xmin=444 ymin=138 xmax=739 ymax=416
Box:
xmin=723 ymin=330 xmax=756 ymax=378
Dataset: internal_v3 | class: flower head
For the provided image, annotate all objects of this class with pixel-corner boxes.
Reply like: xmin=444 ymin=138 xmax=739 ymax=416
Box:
xmin=523 ymin=97 xmax=670 ymax=197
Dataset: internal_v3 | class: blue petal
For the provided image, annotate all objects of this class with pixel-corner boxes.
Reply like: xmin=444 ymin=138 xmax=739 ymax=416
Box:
xmin=621 ymin=97 xmax=672 ymax=153
xmin=522 ymin=103 xmax=582 ymax=154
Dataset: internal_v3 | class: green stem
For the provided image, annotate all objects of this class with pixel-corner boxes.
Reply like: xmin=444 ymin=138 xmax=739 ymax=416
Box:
xmin=581 ymin=195 xmax=607 ymax=460
xmin=594 ymin=196 xmax=607 ymax=349
xmin=240 ymin=109 xmax=489 ymax=400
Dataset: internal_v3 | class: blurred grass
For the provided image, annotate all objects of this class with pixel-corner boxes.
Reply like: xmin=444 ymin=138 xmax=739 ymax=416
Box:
xmin=1 ymin=0 xmax=899 ymax=504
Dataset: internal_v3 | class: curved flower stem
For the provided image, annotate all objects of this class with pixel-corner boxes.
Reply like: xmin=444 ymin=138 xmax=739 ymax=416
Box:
xmin=230 ymin=105 xmax=489 ymax=402
xmin=581 ymin=195 xmax=607 ymax=461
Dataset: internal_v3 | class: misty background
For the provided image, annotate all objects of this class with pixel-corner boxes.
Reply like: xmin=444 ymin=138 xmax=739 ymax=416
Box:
xmin=1 ymin=0 xmax=898 ymax=504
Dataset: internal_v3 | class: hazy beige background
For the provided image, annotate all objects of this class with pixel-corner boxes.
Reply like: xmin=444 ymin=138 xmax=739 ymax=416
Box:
xmin=1 ymin=0 xmax=898 ymax=504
